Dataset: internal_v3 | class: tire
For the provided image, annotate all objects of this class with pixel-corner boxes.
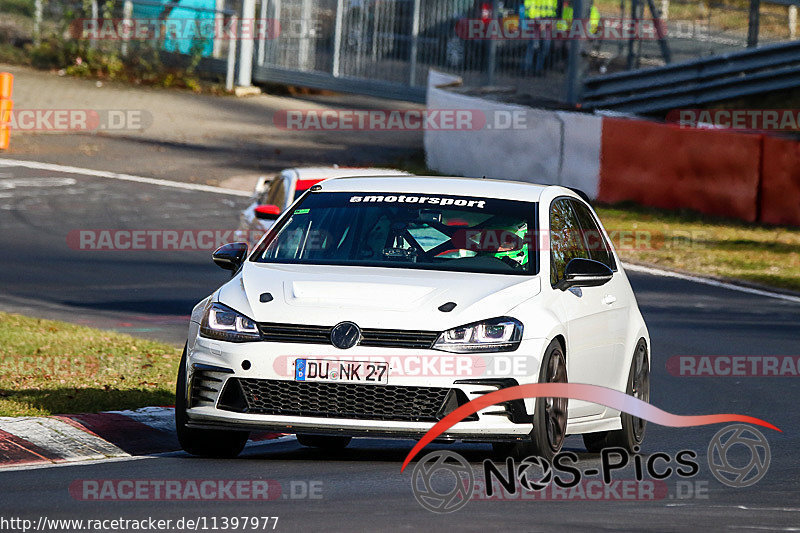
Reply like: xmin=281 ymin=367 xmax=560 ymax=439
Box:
xmin=175 ymin=345 xmax=249 ymax=458
xmin=296 ymin=434 xmax=352 ymax=449
xmin=583 ymin=339 xmax=650 ymax=453
xmin=492 ymin=339 xmax=568 ymax=461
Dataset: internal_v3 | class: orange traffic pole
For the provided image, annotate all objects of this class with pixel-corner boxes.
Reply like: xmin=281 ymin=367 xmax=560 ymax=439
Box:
xmin=0 ymin=73 xmax=12 ymax=99
xmin=0 ymin=99 xmax=12 ymax=123
xmin=0 ymin=72 xmax=13 ymax=150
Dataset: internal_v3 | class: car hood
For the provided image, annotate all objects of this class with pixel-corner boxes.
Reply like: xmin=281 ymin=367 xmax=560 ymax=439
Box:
xmin=217 ymin=262 xmax=541 ymax=331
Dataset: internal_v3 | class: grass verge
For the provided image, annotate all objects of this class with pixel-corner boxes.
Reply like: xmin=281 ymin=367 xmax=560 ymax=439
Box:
xmin=0 ymin=312 xmax=181 ymax=417
xmin=596 ymin=204 xmax=800 ymax=293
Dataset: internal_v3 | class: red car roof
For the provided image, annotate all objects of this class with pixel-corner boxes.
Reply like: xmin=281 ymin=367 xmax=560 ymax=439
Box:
xmin=295 ymin=179 xmax=325 ymax=191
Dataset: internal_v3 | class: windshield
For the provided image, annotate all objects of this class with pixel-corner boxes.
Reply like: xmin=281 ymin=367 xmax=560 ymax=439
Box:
xmin=251 ymin=192 xmax=539 ymax=275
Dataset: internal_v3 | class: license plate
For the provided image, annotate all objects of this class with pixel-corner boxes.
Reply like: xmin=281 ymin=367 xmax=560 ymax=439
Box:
xmin=295 ymin=359 xmax=388 ymax=384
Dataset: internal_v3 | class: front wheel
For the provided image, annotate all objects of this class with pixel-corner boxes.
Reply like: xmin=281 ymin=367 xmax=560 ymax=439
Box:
xmin=493 ymin=338 xmax=568 ymax=461
xmin=583 ymin=339 xmax=650 ymax=453
xmin=175 ymin=345 xmax=249 ymax=458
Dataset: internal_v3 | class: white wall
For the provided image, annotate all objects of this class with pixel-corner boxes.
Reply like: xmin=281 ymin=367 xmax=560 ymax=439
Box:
xmin=424 ymin=70 xmax=602 ymax=198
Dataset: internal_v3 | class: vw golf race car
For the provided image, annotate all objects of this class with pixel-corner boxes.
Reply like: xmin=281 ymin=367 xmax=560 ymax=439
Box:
xmin=177 ymin=176 xmax=650 ymax=459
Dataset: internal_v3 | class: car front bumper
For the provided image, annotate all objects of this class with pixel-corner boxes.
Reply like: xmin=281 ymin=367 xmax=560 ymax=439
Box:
xmin=183 ymin=330 xmax=548 ymax=442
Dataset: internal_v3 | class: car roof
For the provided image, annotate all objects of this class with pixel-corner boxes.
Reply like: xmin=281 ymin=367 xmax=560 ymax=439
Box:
xmin=318 ymin=175 xmax=554 ymax=202
xmin=290 ymin=167 xmax=412 ymax=180
xmin=295 ymin=178 xmax=325 ymax=192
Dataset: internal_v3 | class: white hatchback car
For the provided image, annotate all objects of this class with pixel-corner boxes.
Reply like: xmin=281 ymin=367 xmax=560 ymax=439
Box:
xmin=178 ymin=176 xmax=650 ymax=459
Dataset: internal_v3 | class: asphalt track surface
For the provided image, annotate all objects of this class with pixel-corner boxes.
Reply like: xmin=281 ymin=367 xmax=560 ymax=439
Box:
xmin=1 ymin=163 xmax=799 ymax=531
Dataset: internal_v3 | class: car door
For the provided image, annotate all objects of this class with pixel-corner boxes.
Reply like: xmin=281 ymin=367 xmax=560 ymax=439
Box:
xmin=550 ymin=197 xmax=621 ymax=418
xmin=569 ymin=198 xmax=631 ymax=387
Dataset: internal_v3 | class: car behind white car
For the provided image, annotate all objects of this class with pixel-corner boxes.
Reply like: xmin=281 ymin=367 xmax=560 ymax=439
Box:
xmin=179 ymin=175 xmax=650 ymax=460
xmin=237 ymin=166 xmax=412 ymax=242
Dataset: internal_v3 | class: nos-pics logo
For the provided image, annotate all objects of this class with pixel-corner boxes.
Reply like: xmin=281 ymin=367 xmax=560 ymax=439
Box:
xmin=410 ymin=424 xmax=771 ymax=513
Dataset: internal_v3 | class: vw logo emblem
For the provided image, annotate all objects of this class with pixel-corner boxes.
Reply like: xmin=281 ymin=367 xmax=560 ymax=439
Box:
xmin=330 ymin=321 xmax=361 ymax=350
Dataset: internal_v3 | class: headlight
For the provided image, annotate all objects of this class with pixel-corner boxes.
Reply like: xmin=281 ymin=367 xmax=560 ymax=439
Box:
xmin=433 ymin=317 xmax=523 ymax=353
xmin=200 ymin=303 xmax=261 ymax=342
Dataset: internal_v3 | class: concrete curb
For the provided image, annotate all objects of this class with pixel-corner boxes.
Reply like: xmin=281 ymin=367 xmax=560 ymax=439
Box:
xmin=0 ymin=407 xmax=283 ymax=468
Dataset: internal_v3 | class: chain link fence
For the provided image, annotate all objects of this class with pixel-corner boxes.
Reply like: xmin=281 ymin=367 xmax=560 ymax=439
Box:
xmin=0 ymin=0 xmax=239 ymax=87
xmin=0 ymin=0 xmax=798 ymax=102
xmin=250 ymin=0 xmax=800 ymax=103
xmin=590 ymin=0 xmax=800 ymax=74
xmin=252 ymin=0 xmax=575 ymax=103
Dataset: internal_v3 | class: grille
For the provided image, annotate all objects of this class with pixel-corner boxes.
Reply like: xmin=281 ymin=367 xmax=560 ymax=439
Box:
xmin=359 ymin=328 xmax=439 ymax=349
xmin=257 ymin=323 xmax=439 ymax=350
xmin=257 ymin=323 xmax=329 ymax=343
xmin=226 ymin=378 xmax=454 ymax=422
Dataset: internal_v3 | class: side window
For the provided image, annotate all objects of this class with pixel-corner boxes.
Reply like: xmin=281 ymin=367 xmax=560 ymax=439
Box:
xmin=570 ymin=199 xmax=617 ymax=271
xmin=264 ymin=177 xmax=287 ymax=208
xmin=549 ymin=198 xmax=590 ymax=286
xmin=256 ymin=185 xmax=271 ymax=205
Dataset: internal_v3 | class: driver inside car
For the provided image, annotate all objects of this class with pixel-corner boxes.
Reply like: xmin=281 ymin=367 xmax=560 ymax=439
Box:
xmin=468 ymin=221 xmax=530 ymax=270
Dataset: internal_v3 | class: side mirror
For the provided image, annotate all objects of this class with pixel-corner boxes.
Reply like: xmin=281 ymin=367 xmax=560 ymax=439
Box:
xmin=212 ymin=242 xmax=248 ymax=271
xmin=557 ymin=258 xmax=613 ymax=291
xmin=254 ymin=204 xmax=281 ymax=220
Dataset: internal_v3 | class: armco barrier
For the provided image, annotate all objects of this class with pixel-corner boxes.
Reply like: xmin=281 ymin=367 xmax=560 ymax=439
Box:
xmin=760 ymin=136 xmax=800 ymax=227
xmin=598 ymin=118 xmax=762 ymax=222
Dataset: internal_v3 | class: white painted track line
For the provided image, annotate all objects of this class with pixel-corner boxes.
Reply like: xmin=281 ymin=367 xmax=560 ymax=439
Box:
xmin=623 ymin=263 xmax=800 ymax=305
xmin=0 ymin=157 xmax=250 ymax=197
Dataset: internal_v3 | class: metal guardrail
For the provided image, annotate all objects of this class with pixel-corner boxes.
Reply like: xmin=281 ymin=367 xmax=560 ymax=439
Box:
xmin=581 ymin=39 xmax=800 ymax=113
